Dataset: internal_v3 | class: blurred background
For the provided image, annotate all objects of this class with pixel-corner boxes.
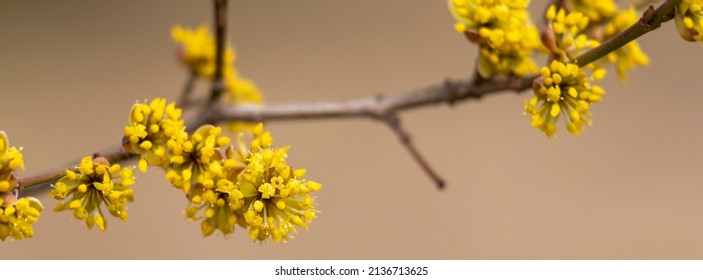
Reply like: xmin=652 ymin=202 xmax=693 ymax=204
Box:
xmin=0 ymin=0 xmax=702 ymax=259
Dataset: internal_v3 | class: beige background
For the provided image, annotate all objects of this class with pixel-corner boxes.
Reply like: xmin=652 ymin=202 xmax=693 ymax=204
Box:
xmin=0 ymin=0 xmax=702 ymax=259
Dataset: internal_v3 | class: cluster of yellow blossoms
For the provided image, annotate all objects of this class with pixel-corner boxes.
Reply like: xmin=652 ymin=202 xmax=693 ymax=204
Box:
xmin=0 ymin=132 xmax=43 ymax=241
xmin=543 ymin=5 xmax=600 ymax=60
xmin=172 ymin=25 xmax=264 ymax=134
xmin=676 ymin=0 xmax=703 ymax=42
xmin=602 ymin=8 xmax=650 ymax=80
xmin=525 ymin=60 xmax=606 ymax=136
xmin=124 ymin=99 xmax=321 ymax=242
xmin=448 ymin=0 xmax=541 ymax=77
xmin=449 ymin=0 xmax=657 ymax=136
xmin=184 ymin=124 xmax=321 ymax=242
xmin=124 ymin=98 xmax=185 ymax=172
xmin=171 ymin=25 xmax=236 ymax=79
xmin=566 ymin=0 xmax=616 ymax=23
xmin=50 ymin=156 xmax=136 ymax=231
xmin=171 ymin=26 xmax=319 ymax=242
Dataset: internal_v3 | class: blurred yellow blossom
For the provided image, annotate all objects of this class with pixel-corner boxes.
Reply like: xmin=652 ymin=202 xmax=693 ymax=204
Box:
xmin=602 ymin=7 xmax=650 ymax=80
xmin=448 ymin=0 xmax=540 ymax=77
xmin=566 ymin=0 xmax=617 ymax=23
xmin=544 ymin=5 xmax=600 ymax=61
xmin=0 ymin=196 xmax=42 ymax=241
xmin=0 ymin=131 xmax=42 ymax=241
xmin=676 ymin=0 xmax=703 ymax=42
xmin=0 ymin=131 xmax=24 ymax=193
xmin=224 ymin=77 xmax=264 ymax=134
xmin=171 ymin=25 xmax=236 ymax=79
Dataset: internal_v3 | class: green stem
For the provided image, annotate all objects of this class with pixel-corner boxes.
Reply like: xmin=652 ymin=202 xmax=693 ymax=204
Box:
xmin=573 ymin=0 xmax=680 ymax=67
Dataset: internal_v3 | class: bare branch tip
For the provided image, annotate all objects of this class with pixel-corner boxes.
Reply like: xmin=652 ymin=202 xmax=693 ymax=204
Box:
xmin=436 ymin=179 xmax=446 ymax=190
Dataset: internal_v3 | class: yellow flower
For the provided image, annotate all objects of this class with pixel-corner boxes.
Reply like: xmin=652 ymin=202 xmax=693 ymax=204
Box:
xmin=237 ymin=123 xmax=321 ymax=243
xmin=182 ymin=123 xmax=321 ymax=242
xmin=675 ymin=0 xmax=703 ymax=42
xmin=0 ymin=131 xmax=42 ymax=241
xmin=171 ymin=25 xmax=237 ymax=79
xmin=545 ymin=5 xmax=600 ymax=61
xmin=566 ymin=0 xmax=617 ymax=23
xmin=0 ymin=196 xmax=43 ymax=241
xmin=184 ymin=146 xmax=245 ymax=237
xmin=448 ymin=0 xmax=540 ymax=77
xmin=124 ymin=98 xmax=186 ymax=172
xmin=602 ymin=7 xmax=650 ymax=80
xmin=50 ymin=156 xmax=136 ymax=231
xmin=226 ymin=77 xmax=263 ymax=105
xmin=0 ymin=131 xmax=24 ymax=193
xmin=224 ymin=77 xmax=264 ymax=134
xmin=525 ymin=60 xmax=606 ymax=136
xmin=165 ymin=125 xmax=231 ymax=195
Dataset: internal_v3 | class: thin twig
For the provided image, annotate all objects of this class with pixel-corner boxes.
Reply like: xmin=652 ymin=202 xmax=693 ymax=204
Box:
xmin=384 ymin=114 xmax=445 ymax=189
xmin=209 ymin=0 xmax=228 ymax=104
xmin=178 ymin=70 xmax=197 ymax=107
xmin=572 ymin=0 xmax=679 ymax=67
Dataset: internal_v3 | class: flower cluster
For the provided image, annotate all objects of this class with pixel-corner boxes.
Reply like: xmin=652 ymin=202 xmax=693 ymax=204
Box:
xmin=171 ymin=25 xmax=264 ymax=134
xmin=525 ymin=2 xmax=653 ymax=136
xmin=676 ymin=0 xmax=703 ymax=43
xmin=543 ymin=5 xmax=600 ymax=60
xmin=0 ymin=196 xmax=43 ymax=241
xmin=165 ymin=125 xmax=231 ymax=195
xmin=566 ymin=0 xmax=617 ymax=23
xmin=184 ymin=124 xmax=321 ymax=243
xmin=448 ymin=0 xmax=540 ymax=77
xmin=564 ymin=2 xmax=649 ymax=80
xmin=123 ymin=98 xmax=186 ymax=172
xmin=0 ymin=132 xmax=24 ymax=193
xmin=602 ymin=8 xmax=650 ymax=80
xmin=525 ymin=61 xmax=606 ymax=136
xmin=50 ymin=156 xmax=136 ymax=231
xmin=0 ymin=131 xmax=43 ymax=241
xmin=171 ymin=25 xmax=236 ymax=79
xmin=123 ymin=98 xmax=321 ymax=242
xmin=446 ymin=1 xmax=656 ymax=136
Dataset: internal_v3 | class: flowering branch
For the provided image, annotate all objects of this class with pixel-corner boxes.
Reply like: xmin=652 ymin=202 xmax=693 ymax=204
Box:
xmin=17 ymin=0 xmax=676 ymax=197
xmin=16 ymin=75 xmax=534 ymax=195
xmin=19 ymin=148 xmax=133 ymax=196
xmin=573 ymin=0 xmax=680 ymax=67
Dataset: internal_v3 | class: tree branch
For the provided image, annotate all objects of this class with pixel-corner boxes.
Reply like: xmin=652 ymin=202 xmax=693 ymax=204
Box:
xmin=16 ymin=75 xmax=535 ymax=195
xmin=572 ymin=0 xmax=679 ymax=67
xmin=207 ymin=76 xmax=535 ymax=123
xmin=209 ymin=0 xmax=228 ymax=104
xmin=178 ymin=70 xmax=197 ymax=107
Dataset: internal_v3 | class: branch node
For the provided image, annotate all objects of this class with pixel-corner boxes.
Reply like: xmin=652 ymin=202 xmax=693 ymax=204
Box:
xmin=444 ymin=79 xmax=460 ymax=106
